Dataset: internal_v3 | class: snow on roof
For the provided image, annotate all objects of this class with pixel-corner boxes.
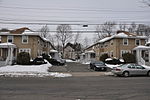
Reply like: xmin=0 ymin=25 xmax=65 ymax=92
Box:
xmin=50 ymin=49 xmax=58 ymax=53
xmin=22 ymin=30 xmax=38 ymax=35
xmin=133 ymin=46 xmax=150 ymax=50
xmin=85 ymin=50 xmax=95 ymax=53
xmin=0 ymin=43 xmax=17 ymax=48
xmin=98 ymin=32 xmax=147 ymax=43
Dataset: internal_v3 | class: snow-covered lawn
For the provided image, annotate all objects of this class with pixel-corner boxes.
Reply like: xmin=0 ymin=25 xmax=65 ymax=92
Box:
xmin=0 ymin=61 xmax=72 ymax=77
xmin=65 ymin=59 xmax=78 ymax=63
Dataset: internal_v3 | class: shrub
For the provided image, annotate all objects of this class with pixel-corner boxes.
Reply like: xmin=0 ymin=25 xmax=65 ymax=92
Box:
xmin=122 ymin=53 xmax=136 ymax=63
xmin=17 ymin=52 xmax=31 ymax=65
xmin=100 ymin=53 xmax=109 ymax=62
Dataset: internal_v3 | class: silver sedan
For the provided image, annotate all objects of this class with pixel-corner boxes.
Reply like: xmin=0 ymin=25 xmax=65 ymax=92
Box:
xmin=112 ymin=64 xmax=150 ymax=77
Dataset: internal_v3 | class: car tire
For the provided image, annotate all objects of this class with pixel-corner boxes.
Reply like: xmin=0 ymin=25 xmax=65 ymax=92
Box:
xmin=147 ymin=71 xmax=150 ymax=77
xmin=123 ymin=71 xmax=129 ymax=77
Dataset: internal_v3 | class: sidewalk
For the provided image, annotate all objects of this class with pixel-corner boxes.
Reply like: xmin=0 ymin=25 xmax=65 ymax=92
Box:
xmin=70 ymin=72 xmax=113 ymax=77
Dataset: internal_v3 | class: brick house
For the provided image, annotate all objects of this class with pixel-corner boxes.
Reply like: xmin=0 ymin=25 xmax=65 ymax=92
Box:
xmin=85 ymin=31 xmax=148 ymax=61
xmin=0 ymin=27 xmax=55 ymax=62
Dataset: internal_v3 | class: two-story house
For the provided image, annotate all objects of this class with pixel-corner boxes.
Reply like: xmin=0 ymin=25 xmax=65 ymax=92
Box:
xmin=85 ymin=31 xmax=148 ymax=61
xmin=0 ymin=27 xmax=55 ymax=63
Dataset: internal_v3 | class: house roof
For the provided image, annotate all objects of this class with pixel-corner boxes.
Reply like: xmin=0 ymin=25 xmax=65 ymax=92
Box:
xmin=86 ymin=31 xmax=148 ymax=50
xmin=0 ymin=43 xmax=17 ymax=48
xmin=133 ymin=46 xmax=150 ymax=50
xmin=98 ymin=31 xmax=147 ymax=43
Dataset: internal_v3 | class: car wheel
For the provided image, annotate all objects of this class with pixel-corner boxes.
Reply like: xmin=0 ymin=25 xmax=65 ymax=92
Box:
xmin=147 ymin=71 xmax=150 ymax=76
xmin=123 ymin=71 xmax=129 ymax=77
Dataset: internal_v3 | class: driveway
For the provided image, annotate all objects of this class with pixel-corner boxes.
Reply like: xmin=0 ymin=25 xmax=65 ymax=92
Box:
xmin=49 ymin=62 xmax=111 ymax=77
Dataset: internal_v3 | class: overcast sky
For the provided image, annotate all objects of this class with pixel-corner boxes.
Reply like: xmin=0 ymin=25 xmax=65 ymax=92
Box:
xmin=0 ymin=0 xmax=150 ymax=44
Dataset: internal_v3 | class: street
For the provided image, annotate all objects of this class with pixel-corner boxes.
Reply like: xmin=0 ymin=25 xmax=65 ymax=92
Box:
xmin=0 ymin=62 xmax=150 ymax=100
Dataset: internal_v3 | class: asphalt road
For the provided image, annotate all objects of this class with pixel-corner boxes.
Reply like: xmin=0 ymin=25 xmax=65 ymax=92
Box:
xmin=0 ymin=76 xmax=150 ymax=100
xmin=0 ymin=62 xmax=150 ymax=100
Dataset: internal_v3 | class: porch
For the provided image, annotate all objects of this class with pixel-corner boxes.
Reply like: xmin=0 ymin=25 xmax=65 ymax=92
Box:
xmin=0 ymin=43 xmax=17 ymax=65
xmin=133 ymin=46 xmax=150 ymax=65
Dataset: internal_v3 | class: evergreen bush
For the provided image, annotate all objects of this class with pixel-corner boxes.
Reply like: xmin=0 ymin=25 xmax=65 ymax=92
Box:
xmin=100 ymin=53 xmax=109 ymax=62
xmin=17 ymin=52 xmax=31 ymax=65
xmin=122 ymin=53 xmax=136 ymax=63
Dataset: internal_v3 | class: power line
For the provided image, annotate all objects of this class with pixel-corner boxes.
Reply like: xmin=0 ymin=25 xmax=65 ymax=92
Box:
xmin=0 ymin=21 xmax=150 ymax=25
xmin=0 ymin=5 xmax=149 ymax=13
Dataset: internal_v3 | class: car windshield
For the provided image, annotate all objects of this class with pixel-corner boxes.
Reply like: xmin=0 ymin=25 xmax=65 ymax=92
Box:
xmin=94 ymin=61 xmax=104 ymax=65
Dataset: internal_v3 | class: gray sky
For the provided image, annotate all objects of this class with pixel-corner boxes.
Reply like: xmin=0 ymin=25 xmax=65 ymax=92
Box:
xmin=0 ymin=0 xmax=150 ymax=44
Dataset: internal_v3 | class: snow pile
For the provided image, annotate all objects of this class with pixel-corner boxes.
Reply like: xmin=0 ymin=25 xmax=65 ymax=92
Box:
xmin=82 ymin=61 xmax=91 ymax=65
xmin=105 ymin=64 xmax=121 ymax=69
xmin=65 ymin=59 xmax=78 ymax=63
xmin=0 ymin=61 xmax=72 ymax=77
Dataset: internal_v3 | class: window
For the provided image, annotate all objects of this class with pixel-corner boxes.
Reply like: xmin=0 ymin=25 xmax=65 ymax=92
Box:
xmin=22 ymin=36 xmax=28 ymax=44
xmin=121 ymin=50 xmax=131 ymax=57
xmin=91 ymin=53 xmax=95 ymax=58
xmin=7 ymin=36 xmax=13 ymax=43
xmin=135 ymin=39 xmax=141 ymax=46
xmin=19 ymin=48 xmax=31 ymax=54
xmin=123 ymin=39 xmax=128 ymax=45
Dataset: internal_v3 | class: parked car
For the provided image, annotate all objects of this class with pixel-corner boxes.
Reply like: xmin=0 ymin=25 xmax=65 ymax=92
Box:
xmin=90 ymin=61 xmax=107 ymax=71
xmin=112 ymin=64 xmax=150 ymax=77
xmin=48 ymin=59 xmax=65 ymax=66
xmin=32 ymin=57 xmax=47 ymax=65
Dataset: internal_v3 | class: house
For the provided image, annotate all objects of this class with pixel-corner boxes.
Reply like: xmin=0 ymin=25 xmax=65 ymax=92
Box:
xmin=64 ymin=43 xmax=82 ymax=60
xmin=85 ymin=31 xmax=148 ymax=62
xmin=0 ymin=27 xmax=55 ymax=65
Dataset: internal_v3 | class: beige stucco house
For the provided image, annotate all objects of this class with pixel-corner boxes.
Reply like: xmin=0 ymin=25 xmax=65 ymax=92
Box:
xmin=85 ymin=31 xmax=148 ymax=61
xmin=0 ymin=27 xmax=54 ymax=64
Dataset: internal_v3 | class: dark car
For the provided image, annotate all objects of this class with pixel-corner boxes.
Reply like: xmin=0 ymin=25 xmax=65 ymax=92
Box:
xmin=32 ymin=57 xmax=47 ymax=65
xmin=90 ymin=61 xmax=107 ymax=71
xmin=48 ymin=59 xmax=65 ymax=66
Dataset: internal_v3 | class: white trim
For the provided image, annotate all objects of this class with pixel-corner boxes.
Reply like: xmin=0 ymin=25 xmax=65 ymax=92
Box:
xmin=135 ymin=39 xmax=141 ymax=46
xmin=19 ymin=48 xmax=31 ymax=55
xmin=120 ymin=50 xmax=131 ymax=57
xmin=123 ymin=39 xmax=128 ymax=46
xmin=7 ymin=36 xmax=14 ymax=43
xmin=22 ymin=36 xmax=28 ymax=44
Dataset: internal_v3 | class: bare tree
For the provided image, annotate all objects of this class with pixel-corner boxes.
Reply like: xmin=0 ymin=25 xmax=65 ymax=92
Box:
xmin=128 ymin=22 xmax=137 ymax=33
xmin=55 ymin=24 xmax=73 ymax=58
xmin=74 ymin=32 xmax=81 ymax=44
xmin=83 ymin=37 xmax=89 ymax=48
xmin=95 ymin=25 xmax=106 ymax=40
xmin=142 ymin=0 xmax=150 ymax=6
xmin=39 ymin=25 xmax=49 ymax=38
xmin=119 ymin=23 xmax=127 ymax=31
xmin=101 ymin=21 xmax=116 ymax=36
xmin=136 ymin=24 xmax=150 ymax=36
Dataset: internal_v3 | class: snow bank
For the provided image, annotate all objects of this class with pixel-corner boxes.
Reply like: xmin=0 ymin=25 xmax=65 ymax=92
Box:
xmin=65 ymin=59 xmax=78 ymax=63
xmin=0 ymin=61 xmax=72 ymax=77
xmin=105 ymin=64 xmax=121 ymax=69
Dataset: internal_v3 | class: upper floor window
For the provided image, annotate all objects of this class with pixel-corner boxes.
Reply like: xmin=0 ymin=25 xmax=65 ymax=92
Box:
xmin=135 ymin=39 xmax=141 ymax=46
xmin=22 ymin=36 xmax=28 ymax=44
xmin=7 ymin=36 xmax=13 ymax=43
xmin=123 ymin=39 xmax=128 ymax=45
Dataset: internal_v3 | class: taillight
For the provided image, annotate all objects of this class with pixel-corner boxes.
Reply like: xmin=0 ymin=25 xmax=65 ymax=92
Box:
xmin=115 ymin=68 xmax=121 ymax=71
